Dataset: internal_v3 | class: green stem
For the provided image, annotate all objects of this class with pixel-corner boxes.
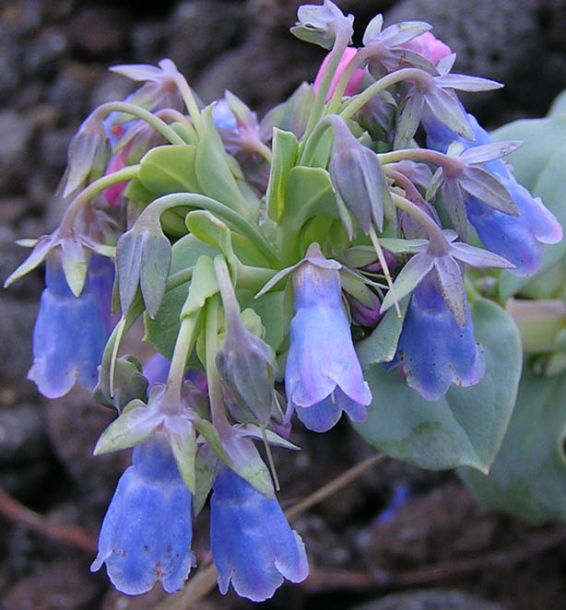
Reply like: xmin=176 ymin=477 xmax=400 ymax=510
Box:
xmin=166 ymin=310 xmax=200 ymax=399
xmin=204 ymin=295 xmax=230 ymax=435
xmin=298 ymin=115 xmax=334 ymax=166
xmin=60 ymin=164 xmax=141 ymax=230
xmin=172 ymin=74 xmax=203 ymax=136
xmin=254 ymin=139 xmax=273 ymax=164
xmin=303 ymin=29 xmax=352 ymax=141
xmin=96 ymin=102 xmax=187 ymax=145
xmin=326 ymin=45 xmax=374 ymax=115
xmin=340 ymin=67 xmax=429 ymax=121
xmin=391 ymin=191 xmax=448 ymax=246
xmin=378 ymin=147 xmax=460 ymax=173
xmin=369 ymin=226 xmax=401 ymax=317
xmin=144 ymin=193 xmax=278 ymax=267
xmin=166 ymin=267 xmax=194 ymax=292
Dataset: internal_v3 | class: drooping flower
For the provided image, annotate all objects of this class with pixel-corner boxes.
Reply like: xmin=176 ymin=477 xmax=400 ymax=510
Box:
xmin=285 ymin=244 xmax=372 ymax=432
xmin=62 ymin=112 xmax=111 ymax=197
xmin=105 ymin=58 xmax=186 ymax=142
xmin=385 ymin=269 xmax=485 ymax=400
xmin=424 ymin=112 xmax=563 ymax=275
xmin=29 ymin=252 xmax=113 ymax=398
xmin=210 ymin=466 xmax=308 ymax=602
xmin=215 ymin=256 xmax=278 ymax=426
xmin=91 ymin=432 xmax=195 ymax=595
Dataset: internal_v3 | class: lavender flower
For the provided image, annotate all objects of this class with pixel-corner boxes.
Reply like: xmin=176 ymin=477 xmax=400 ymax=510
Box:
xmin=210 ymin=466 xmax=308 ymax=602
xmin=29 ymin=253 xmax=113 ymax=398
xmin=91 ymin=432 xmax=195 ymax=595
xmin=285 ymin=244 xmax=372 ymax=432
xmin=386 ymin=270 xmax=485 ymax=400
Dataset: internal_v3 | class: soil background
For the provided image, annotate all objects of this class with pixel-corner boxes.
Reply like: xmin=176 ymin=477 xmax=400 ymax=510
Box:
xmin=0 ymin=1 xmax=565 ymax=609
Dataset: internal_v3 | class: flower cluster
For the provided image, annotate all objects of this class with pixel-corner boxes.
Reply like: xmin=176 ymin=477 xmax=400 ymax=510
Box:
xmin=4 ymin=0 xmax=562 ymax=602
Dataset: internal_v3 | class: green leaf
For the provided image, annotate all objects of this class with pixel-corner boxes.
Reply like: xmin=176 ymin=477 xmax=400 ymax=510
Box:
xmin=93 ymin=402 xmax=160 ymax=455
xmin=353 ymin=298 xmax=522 ymax=472
xmin=185 ymin=210 xmax=235 ymax=263
xmin=170 ymin=423 xmax=197 ymax=493
xmin=138 ymin=144 xmax=201 ymax=195
xmin=94 ymin=355 xmax=148 ymax=412
xmin=144 ymin=235 xmax=220 ymax=358
xmin=238 ymin=289 xmax=288 ymax=352
xmin=179 ymin=255 xmax=219 ymax=319
xmin=116 ymin=226 xmax=171 ymax=318
xmin=283 ymin=166 xmax=339 ymax=228
xmin=61 ymin=238 xmax=88 ymax=297
xmin=459 ymin=367 xmax=566 ymax=524
xmin=265 ymin=128 xmax=299 ymax=222
xmin=193 ymin=444 xmax=218 ymax=516
xmin=491 ymin=115 xmax=566 ymax=299
xmin=139 ymin=230 xmax=172 ymax=318
xmin=356 ymin=297 xmax=408 ymax=367
xmin=548 ymin=89 xmax=566 ymax=117
xmin=195 ymin=107 xmax=250 ymax=213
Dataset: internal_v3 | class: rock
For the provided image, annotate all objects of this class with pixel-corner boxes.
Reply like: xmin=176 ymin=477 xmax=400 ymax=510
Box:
xmin=0 ymin=296 xmax=38 ymax=396
xmin=1 ymin=560 xmax=101 ymax=610
xmin=0 ymin=110 xmax=33 ymax=166
xmin=166 ymin=1 xmax=245 ymax=78
xmin=130 ymin=20 xmax=169 ymax=65
xmin=45 ymin=387 xmax=131 ymax=512
xmin=23 ymin=27 xmax=69 ymax=79
xmin=67 ymin=6 xmax=130 ymax=59
xmin=0 ymin=403 xmax=48 ymax=463
xmin=363 ymin=483 xmax=495 ymax=569
xmin=351 ymin=589 xmax=507 ymax=610
xmin=90 ymin=71 xmax=135 ymax=109
xmin=386 ymin=0 xmax=540 ymax=82
xmin=47 ymin=62 xmax=103 ymax=122
xmin=0 ymin=29 xmax=22 ymax=103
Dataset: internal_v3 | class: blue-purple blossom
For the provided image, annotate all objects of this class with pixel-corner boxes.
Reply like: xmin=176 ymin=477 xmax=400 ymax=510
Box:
xmin=285 ymin=244 xmax=372 ymax=432
xmin=91 ymin=432 xmax=195 ymax=595
xmin=385 ymin=270 xmax=485 ymax=400
xmin=210 ymin=466 xmax=308 ymax=602
xmin=29 ymin=253 xmax=113 ymax=398
xmin=424 ymin=112 xmax=563 ymax=275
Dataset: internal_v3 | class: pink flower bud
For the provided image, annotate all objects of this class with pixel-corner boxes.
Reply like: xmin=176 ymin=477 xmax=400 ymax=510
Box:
xmin=102 ymin=146 xmax=129 ymax=206
xmin=404 ymin=32 xmax=451 ymax=66
xmin=313 ymin=47 xmax=365 ymax=100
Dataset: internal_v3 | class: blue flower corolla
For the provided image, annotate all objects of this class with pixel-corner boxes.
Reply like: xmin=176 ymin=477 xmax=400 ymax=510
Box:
xmin=385 ymin=270 xmax=485 ymax=400
xmin=29 ymin=254 xmax=112 ymax=398
xmin=91 ymin=432 xmax=195 ymax=595
xmin=284 ymin=245 xmax=372 ymax=432
xmin=210 ymin=466 xmax=308 ymax=602
xmin=424 ymin=112 xmax=563 ymax=275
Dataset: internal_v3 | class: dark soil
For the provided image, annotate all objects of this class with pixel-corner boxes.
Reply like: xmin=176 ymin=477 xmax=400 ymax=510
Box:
xmin=1 ymin=1 xmax=565 ymax=609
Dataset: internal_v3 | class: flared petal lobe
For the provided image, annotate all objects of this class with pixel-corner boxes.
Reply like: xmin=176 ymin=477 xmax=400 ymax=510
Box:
xmin=387 ymin=271 xmax=485 ymax=400
xmin=285 ymin=248 xmax=371 ymax=432
xmin=210 ymin=467 xmax=308 ymax=602
xmin=91 ymin=434 xmax=195 ymax=595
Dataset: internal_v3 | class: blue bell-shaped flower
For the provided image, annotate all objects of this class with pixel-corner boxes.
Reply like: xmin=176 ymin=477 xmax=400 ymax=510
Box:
xmin=285 ymin=244 xmax=372 ymax=432
xmin=386 ymin=270 xmax=485 ymax=400
xmin=210 ymin=466 xmax=308 ymax=602
xmin=91 ymin=432 xmax=195 ymax=595
xmin=29 ymin=253 xmax=113 ymax=398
